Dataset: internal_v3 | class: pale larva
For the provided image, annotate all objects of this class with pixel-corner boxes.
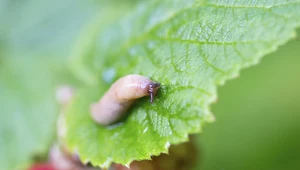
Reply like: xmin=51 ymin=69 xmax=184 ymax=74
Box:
xmin=90 ymin=74 xmax=160 ymax=125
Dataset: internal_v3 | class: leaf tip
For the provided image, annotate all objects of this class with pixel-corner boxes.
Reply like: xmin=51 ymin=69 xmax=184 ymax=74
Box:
xmin=100 ymin=157 xmax=113 ymax=169
xmin=124 ymin=162 xmax=131 ymax=168
xmin=82 ymin=158 xmax=90 ymax=165
xmin=164 ymin=141 xmax=171 ymax=150
xmin=206 ymin=113 xmax=216 ymax=123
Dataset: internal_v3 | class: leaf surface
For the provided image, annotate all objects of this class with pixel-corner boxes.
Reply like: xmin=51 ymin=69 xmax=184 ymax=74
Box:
xmin=61 ymin=0 xmax=300 ymax=168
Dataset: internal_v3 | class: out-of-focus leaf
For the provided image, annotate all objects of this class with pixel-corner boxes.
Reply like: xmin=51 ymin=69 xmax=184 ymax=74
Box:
xmin=198 ymin=33 xmax=300 ymax=170
xmin=63 ymin=0 xmax=300 ymax=168
xmin=0 ymin=0 xmax=106 ymax=169
xmin=0 ymin=57 xmax=58 ymax=170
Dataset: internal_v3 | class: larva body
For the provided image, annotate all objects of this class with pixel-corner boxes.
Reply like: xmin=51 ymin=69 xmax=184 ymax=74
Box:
xmin=91 ymin=74 xmax=160 ymax=125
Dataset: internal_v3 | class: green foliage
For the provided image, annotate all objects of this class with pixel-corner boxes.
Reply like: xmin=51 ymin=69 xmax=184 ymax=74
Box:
xmin=0 ymin=58 xmax=58 ymax=170
xmin=198 ymin=35 xmax=300 ymax=170
xmin=0 ymin=0 xmax=101 ymax=169
xmin=1 ymin=0 xmax=300 ymax=169
xmin=63 ymin=0 xmax=300 ymax=168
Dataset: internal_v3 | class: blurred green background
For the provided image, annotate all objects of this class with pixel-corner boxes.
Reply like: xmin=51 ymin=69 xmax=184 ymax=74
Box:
xmin=197 ymin=34 xmax=300 ymax=170
xmin=1 ymin=0 xmax=300 ymax=169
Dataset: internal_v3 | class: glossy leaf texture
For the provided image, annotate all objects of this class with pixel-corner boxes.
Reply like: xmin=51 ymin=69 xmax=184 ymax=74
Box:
xmin=62 ymin=0 xmax=300 ymax=168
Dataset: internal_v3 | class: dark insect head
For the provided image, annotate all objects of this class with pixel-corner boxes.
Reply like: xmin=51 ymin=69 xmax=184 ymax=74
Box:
xmin=148 ymin=82 xmax=160 ymax=103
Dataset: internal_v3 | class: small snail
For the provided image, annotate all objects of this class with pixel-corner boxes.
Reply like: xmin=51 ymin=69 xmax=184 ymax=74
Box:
xmin=90 ymin=74 xmax=160 ymax=125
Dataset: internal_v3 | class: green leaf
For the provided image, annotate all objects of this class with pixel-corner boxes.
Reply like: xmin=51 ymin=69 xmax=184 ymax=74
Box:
xmin=0 ymin=57 xmax=58 ymax=170
xmin=63 ymin=0 xmax=300 ymax=168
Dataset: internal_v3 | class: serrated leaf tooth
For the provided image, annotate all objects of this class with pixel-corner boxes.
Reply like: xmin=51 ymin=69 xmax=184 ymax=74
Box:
xmin=100 ymin=157 xmax=113 ymax=169
xmin=83 ymin=158 xmax=90 ymax=165
xmin=124 ymin=162 xmax=131 ymax=168
xmin=206 ymin=113 xmax=216 ymax=123
xmin=164 ymin=141 xmax=171 ymax=150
